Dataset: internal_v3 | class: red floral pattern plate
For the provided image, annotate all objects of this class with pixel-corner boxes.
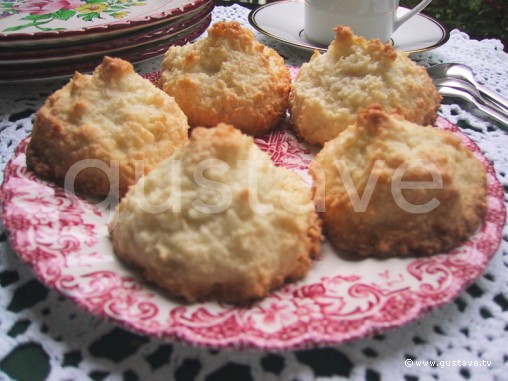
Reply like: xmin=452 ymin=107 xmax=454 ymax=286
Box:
xmin=1 ymin=117 xmax=505 ymax=350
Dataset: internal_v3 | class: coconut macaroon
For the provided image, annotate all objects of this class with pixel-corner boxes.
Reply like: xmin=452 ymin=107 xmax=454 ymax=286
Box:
xmin=290 ymin=26 xmax=441 ymax=145
xmin=26 ymin=56 xmax=189 ymax=197
xmin=311 ymin=104 xmax=487 ymax=257
xmin=159 ymin=21 xmax=291 ymax=136
xmin=109 ymin=124 xmax=321 ymax=304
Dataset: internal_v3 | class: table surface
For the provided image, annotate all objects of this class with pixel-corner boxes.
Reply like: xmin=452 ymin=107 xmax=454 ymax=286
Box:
xmin=1 ymin=2 xmax=508 ymax=381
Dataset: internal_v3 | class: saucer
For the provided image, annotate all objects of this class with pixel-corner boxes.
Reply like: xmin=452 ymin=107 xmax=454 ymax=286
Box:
xmin=248 ymin=0 xmax=449 ymax=54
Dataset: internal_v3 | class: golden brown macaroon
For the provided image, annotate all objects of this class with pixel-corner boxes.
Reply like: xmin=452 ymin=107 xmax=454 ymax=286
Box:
xmin=311 ymin=104 xmax=487 ymax=257
xmin=290 ymin=26 xmax=441 ymax=145
xmin=159 ymin=21 xmax=291 ymax=136
xmin=26 ymin=56 xmax=189 ymax=198
xmin=109 ymin=124 xmax=321 ymax=304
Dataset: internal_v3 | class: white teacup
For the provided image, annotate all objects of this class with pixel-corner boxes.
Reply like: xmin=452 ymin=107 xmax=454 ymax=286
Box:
xmin=304 ymin=0 xmax=433 ymax=45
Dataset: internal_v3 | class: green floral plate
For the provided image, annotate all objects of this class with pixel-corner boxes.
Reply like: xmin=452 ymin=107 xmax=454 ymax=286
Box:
xmin=0 ymin=0 xmax=213 ymax=63
xmin=0 ymin=0 xmax=210 ymax=45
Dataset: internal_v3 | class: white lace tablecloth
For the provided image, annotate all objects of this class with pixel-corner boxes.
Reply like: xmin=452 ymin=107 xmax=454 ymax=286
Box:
xmin=1 ymin=4 xmax=507 ymax=381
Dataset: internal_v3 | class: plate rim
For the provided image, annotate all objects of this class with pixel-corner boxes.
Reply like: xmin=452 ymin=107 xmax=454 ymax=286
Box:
xmin=248 ymin=0 xmax=449 ymax=54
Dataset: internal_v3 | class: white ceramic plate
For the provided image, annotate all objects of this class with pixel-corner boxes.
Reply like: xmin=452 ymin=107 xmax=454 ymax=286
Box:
xmin=1 ymin=92 xmax=504 ymax=349
xmin=249 ymin=0 xmax=449 ymax=54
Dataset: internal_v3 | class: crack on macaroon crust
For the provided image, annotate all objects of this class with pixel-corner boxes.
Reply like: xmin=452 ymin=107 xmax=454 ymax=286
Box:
xmin=159 ymin=21 xmax=291 ymax=136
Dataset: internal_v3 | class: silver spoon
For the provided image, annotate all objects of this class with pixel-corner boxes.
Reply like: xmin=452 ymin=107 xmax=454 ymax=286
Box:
xmin=427 ymin=63 xmax=508 ymax=114
xmin=433 ymin=77 xmax=508 ymax=116
xmin=436 ymin=85 xmax=508 ymax=127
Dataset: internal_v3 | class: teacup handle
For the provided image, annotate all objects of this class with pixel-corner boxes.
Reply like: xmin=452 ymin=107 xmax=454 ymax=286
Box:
xmin=394 ymin=0 xmax=432 ymax=31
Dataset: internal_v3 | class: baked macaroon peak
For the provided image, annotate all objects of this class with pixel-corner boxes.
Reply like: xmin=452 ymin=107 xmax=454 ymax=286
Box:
xmin=94 ymin=55 xmax=134 ymax=80
xmin=326 ymin=26 xmax=397 ymax=63
xmin=355 ymin=103 xmax=402 ymax=134
xmin=206 ymin=20 xmax=255 ymax=49
xmin=109 ymin=123 xmax=321 ymax=304
xmin=190 ymin=123 xmax=250 ymax=154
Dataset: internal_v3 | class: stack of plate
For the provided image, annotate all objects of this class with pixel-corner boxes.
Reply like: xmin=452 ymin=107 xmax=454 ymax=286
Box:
xmin=0 ymin=0 xmax=214 ymax=82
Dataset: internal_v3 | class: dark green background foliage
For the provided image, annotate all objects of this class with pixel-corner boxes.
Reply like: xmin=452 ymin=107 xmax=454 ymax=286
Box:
xmin=401 ymin=0 xmax=507 ymax=50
